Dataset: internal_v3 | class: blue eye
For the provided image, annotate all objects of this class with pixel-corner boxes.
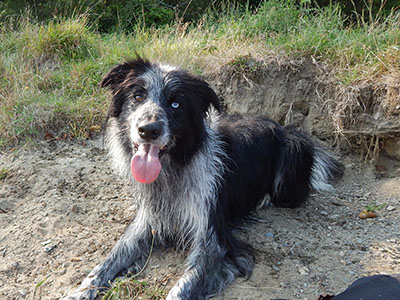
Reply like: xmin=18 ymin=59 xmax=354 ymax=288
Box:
xmin=171 ymin=102 xmax=180 ymax=109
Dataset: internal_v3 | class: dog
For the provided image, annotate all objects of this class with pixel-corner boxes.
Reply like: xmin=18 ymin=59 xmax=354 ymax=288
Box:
xmin=61 ymin=57 xmax=343 ymax=300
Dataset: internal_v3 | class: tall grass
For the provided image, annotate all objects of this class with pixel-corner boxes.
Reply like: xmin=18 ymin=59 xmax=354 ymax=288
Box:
xmin=0 ymin=0 xmax=399 ymax=149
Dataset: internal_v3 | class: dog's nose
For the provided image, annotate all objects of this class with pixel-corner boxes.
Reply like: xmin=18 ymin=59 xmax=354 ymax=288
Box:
xmin=138 ymin=121 xmax=163 ymax=141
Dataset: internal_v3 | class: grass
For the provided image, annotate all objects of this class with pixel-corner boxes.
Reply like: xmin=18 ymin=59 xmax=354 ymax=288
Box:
xmin=0 ymin=0 xmax=399 ymax=149
xmin=101 ymin=277 xmax=166 ymax=300
xmin=0 ymin=168 xmax=8 ymax=181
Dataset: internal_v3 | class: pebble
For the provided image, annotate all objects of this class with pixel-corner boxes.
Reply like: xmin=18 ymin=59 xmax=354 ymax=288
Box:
xmin=272 ymin=265 xmax=281 ymax=272
xmin=44 ymin=244 xmax=56 ymax=253
xmin=320 ymin=210 xmax=329 ymax=216
xmin=265 ymin=232 xmax=274 ymax=239
xmin=298 ymin=266 xmax=309 ymax=275
xmin=387 ymin=206 xmax=396 ymax=211
xmin=19 ymin=289 xmax=27 ymax=297
xmin=328 ymin=214 xmax=339 ymax=220
xmin=70 ymin=257 xmax=82 ymax=262
xmin=71 ymin=204 xmax=80 ymax=213
xmin=41 ymin=239 xmax=52 ymax=246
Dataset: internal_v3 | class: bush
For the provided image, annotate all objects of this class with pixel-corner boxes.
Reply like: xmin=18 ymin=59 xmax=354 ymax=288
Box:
xmin=18 ymin=16 xmax=98 ymax=60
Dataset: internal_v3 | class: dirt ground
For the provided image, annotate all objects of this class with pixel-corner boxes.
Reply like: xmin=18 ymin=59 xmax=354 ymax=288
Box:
xmin=1 ymin=136 xmax=399 ymax=300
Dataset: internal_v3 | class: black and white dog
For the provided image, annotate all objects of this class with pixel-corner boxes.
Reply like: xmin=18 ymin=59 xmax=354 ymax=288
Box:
xmin=62 ymin=57 xmax=343 ymax=300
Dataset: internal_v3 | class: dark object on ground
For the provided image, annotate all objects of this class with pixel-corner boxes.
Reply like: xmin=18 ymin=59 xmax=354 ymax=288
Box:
xmin=273 ymin=274 xmax=400 ymax=300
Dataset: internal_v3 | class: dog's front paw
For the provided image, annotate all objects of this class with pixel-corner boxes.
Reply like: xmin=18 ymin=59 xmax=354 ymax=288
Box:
xmin=166 ymin=282 xmax=192 ymax=300
xmin=60 ymin=288 xmax=96 ymax=300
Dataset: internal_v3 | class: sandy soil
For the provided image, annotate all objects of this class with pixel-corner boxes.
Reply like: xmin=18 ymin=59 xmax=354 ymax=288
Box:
xmin=1 ymin=137 xmax=399 ymax=300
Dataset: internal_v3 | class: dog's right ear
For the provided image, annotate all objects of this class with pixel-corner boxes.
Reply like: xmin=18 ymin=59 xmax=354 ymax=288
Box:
xmin=101 ymin=63 xmax=134 ymax=90
xmin=101 ymin=57 xmax=150 ymax=90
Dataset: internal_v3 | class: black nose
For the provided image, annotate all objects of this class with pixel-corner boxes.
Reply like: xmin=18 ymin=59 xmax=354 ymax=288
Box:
xmin=138 ymin=121 xmax=163 ymax=141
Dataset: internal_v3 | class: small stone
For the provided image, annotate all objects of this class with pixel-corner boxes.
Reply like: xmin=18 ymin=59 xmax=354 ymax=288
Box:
xmin=298 ymin=266 xmax=309 ymax=275
xmin=71 ymin=204 xmax=80 ymax=213
xmin=57 ymin=268 xmax=67 ymax=275
xmin=345 ymin=163 xmax=354 ymax=169
xmin=44 ymin=244 xmax=56 ymax=253
xmin=328 ymin=214 xmax=339 ymax=220
xmin=19 ymin=289 xmax=28 ymax=297
xmin=320 ymin=210 xmax=329 ymax=216
xmin=41 ymin=239 xmax=52 ymax=246
xmin=70 ymin=257 xmax=82 ymax=262
xmin=387 ymin=206 xmax=396 ymax=211
xmin=272 ymin=265 xmax=281 ymax=272
xmin=265 ymin=232 xmax=274 ymax=239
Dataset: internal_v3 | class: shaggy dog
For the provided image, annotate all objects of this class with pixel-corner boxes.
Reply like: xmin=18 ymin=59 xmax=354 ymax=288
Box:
xmin=62 ymin=57 xmax=343 ymax=300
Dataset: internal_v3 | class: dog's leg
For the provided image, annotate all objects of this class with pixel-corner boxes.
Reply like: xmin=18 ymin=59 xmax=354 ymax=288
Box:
xmin=166 ymin=230 xmax=254 ymax=300
xmin=61 ymin=208 xmax=152 ymax=300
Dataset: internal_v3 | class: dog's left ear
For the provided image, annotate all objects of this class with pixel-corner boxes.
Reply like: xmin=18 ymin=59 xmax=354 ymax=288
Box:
xmin=195 ymin=78 xmax=221 ymax=113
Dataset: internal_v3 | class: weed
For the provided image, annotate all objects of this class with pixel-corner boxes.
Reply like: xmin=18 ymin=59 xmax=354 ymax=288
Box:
xmin=101 ymin=230 xmax=165 ymax=300
xmin=101 ymin=278 xmax=166 ymax=300
xmin=365 ymin=202 xmax=386 ymax=212
xmin=0 ymin=168 xmax=8 ymax=181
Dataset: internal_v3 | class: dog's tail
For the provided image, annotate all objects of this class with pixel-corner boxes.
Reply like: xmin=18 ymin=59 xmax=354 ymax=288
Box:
xmin=311 ymin=145 xmax=344 ymax=192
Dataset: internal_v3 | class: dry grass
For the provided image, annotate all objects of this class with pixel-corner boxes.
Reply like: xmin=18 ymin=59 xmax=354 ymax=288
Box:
xmin=0 ymin=1 xmax=399 ymax=154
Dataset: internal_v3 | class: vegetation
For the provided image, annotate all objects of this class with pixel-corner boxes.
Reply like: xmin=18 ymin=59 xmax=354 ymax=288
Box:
xmin=0 ymin=168 xmax=8 ymax=181
xmin=0 ymin=0 xmax=399 ymax=149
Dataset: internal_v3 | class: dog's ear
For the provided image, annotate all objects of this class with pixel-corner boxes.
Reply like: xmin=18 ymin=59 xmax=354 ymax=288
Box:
xmin=101 ymin=57 xmax=150 ymax=90
xmin=101 ymin=63 xmax=133 ymax=89
xmin=195 ymin=78 xmax=221 ymax=113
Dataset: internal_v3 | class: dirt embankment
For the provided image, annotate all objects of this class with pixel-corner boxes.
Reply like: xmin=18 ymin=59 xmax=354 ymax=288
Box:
xmin=1 ymin=56 xmax=400 ymax=300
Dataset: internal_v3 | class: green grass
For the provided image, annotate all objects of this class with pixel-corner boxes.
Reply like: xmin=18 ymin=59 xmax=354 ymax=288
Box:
xmin=101 ymin=277 xmax=166 ymax=300
xmin=0 ymin=0 xmax=399 ymax=149
xmin=0 ymin=168 xmax=8 ymax=181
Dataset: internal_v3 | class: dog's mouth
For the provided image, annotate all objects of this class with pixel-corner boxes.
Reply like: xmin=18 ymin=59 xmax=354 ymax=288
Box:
xmin=130 ymin=141 xmax=172 ymax=184
xmin=133 ymin=143 xmax=170 ymax=158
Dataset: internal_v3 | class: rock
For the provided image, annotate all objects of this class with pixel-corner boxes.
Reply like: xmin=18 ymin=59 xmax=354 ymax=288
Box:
xmin=272 ymin=265 xmax=280 ymax=272
xmin=44 ymin=244 xmax=56 ymax=253
xmin=328 ymin=214 xmax=339 ymax=220
xmin=71 ymin=204 xmax=80 ymax=213
xmin=41 ymin=239 xmax=52 ymax=246
xmin=320 ymin=210 xmax=329 ymax=216
xmin=0 ymin=200 xmax=15 ymax=213
xmin=19 ymin=289 xmax=27 ymax=297
xmin=387 ymin=205 xmax=396 ymax=211
xmin=298 ymin=266 xmax=309 ymax=275
xmin=265 ymin=232 xmax=274 ymax=239
xmin=70 ymin=257 xmax=82 ymax=262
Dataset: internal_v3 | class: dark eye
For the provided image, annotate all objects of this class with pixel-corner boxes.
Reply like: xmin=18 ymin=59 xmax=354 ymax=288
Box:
xmin=134 ymin=93 xmax=144 ymax=102
xmin=171 ymin=102 xmax=180 ymax=109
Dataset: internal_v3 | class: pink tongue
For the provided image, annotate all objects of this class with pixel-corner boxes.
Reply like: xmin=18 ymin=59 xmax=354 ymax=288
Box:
xmin=131 ymin=144 xmax=161 ymax=183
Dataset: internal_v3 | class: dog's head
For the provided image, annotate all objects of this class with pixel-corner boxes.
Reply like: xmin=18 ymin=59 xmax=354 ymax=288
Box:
xmin=102 ymin=57 xmax=221 ymax=183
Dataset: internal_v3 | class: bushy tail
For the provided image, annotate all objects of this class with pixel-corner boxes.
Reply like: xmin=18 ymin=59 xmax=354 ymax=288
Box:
xmin=311 ymin=146 xmax=344 ymax=192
